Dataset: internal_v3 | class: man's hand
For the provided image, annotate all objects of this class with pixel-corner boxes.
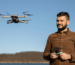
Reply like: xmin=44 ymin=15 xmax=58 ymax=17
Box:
xmin=50 ymin=53 xmax=58 ymax=59
xmin=60 ymin=53 xmax=71 ymax=60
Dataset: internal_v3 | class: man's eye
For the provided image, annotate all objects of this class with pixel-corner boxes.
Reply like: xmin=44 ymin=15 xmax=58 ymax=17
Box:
xmin=61 ymin=20 xmax=63 ymax=22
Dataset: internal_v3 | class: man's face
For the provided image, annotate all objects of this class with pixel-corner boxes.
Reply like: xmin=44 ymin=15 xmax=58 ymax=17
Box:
xmin=56 ymin=16 xmax=68 ymax=30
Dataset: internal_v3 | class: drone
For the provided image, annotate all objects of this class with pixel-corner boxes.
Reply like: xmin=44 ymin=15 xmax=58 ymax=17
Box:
xmin=0 ymin=12 xmax=32 ymax=24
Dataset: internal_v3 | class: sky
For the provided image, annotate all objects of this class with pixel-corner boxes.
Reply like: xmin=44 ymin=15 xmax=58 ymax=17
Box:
xmin=0 ymin=0 xmax=75 ymax=54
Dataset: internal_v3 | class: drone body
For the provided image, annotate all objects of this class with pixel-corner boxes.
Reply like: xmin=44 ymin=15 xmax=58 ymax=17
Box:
xmin=0 ymin=12 xmax=32 ymax=24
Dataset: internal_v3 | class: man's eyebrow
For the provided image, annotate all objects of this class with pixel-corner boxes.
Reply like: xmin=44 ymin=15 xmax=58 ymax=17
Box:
xmin=60 ymin=20 xmax=64 ymax=21
xmin=56 ymin=20 xmax=64 ymax=21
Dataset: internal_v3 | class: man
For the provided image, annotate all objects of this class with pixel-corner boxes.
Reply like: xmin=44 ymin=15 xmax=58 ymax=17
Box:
xmin=43 ymin=12 xmax=75 ymax=65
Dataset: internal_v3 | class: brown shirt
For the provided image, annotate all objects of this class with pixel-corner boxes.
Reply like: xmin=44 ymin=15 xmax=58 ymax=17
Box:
xmin=43 ymin=28 xmax=75 ymax=65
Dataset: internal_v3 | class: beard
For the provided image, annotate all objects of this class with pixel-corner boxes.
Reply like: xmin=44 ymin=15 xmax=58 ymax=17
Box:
xmin=57 ymin=23 xmax=67 ymax=31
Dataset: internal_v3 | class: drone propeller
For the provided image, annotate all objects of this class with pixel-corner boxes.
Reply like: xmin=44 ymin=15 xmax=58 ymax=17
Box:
xmin=23 ymin=11 xmax=29 ymax=14
xmin=26 ymin=14 xmax=33 ymax=16
xmin=5 ymin=12 xmax=10 ymax=16
xmin=0 ymin=14 xmax=3 ymax=21
xmin=23 ymin=11 xmax=33 ymax=16
xmin=0 ymin=13 xmax=9 ymax=16
xmin=0 ymin=14 xmax=3 ymax=15
xmin=21 ymin=19 xmax=31 ymax=24
xmin=22 ymin=19 xmax=31 ymax=21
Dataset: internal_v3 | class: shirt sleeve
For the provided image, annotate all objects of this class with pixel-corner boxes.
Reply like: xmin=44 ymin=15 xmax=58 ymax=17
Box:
xmin=70 ymin=48 xmax=75 ymax=62
xmin=43 ymin=35 xmax=52 ymax=60
xmin=69 ymin=33 xmax=75 ymax=62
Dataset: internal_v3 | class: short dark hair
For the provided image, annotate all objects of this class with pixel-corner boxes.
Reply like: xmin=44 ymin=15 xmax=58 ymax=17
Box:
xmin=57 ymin=12 xmax=70 ymax=20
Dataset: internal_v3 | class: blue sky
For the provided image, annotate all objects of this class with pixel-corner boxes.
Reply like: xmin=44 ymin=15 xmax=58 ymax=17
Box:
xmin=0 ymin=0 xmax=75 ymax=54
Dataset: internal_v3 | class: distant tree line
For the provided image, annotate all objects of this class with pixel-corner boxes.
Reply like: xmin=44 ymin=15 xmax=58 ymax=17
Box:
xmin=0 ymin=51 xmax=49 ymax=63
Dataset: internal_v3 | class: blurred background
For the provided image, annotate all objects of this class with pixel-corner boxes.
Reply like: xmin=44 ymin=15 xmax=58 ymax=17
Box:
xmin=0 ymin=0 xmax=75 ymax=54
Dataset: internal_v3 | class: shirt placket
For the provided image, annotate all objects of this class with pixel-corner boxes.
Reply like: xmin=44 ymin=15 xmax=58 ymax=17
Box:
xmin=61 ymin=33 xmax=63 ymax=48
xmin=60 ymin=32 xmax=63 ymax=48
xmin=59 ymin=32 xmax=63 ymax=65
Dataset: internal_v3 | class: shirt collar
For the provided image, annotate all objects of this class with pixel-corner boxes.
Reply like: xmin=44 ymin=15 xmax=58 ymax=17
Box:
xmin=56 ymin=28 xmax=70 ymax=35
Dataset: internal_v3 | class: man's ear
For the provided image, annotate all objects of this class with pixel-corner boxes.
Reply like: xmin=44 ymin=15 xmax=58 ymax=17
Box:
xmin=67 ymin=20 xmax=70 ymax=25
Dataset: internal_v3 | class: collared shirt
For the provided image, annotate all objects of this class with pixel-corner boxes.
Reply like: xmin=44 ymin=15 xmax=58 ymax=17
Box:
xmin=43 ymin=28 xmax=75 ymax=65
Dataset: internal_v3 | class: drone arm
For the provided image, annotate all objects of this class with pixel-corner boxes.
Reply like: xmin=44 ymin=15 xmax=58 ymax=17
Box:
xmin=18 ymin=16 xmax=25 ymax=18
xmin=25 ymin=17 xmax=27 ymax=21
xmin=1 ymin=15 xmax=10 ymax=21
xmin=19 ymin=20 xmax=28 ymax=24
xmin=2 ymin=16 xmax=11 ymax=18
xmin=1 ymin=16 xmax=3 ymax=21
xmin=25 ymin=15 xmax=27 ymax=21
